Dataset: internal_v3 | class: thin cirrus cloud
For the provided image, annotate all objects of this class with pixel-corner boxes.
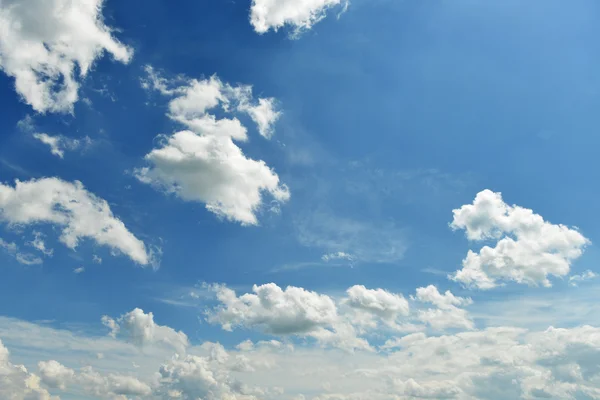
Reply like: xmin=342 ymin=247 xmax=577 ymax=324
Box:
xmin=0 ymin=178 xmax=152 ymax=266
xmin=0 ymin=0 xmax=133 ymax=113
xmin=136 ymin=66 xmax=289 ymax=226
xmin=450 ymin=189 xmax=590 ymax=289
xmin=250 ymin=0 xmax=349 ymax=36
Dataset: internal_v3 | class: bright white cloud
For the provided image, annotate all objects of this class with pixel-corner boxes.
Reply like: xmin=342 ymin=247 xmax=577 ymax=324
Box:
xmin=4 ymin=310 xmax=600 ymax=399
xmin=33 ymin=133 xmax=92 ymax=158
xmin=450 ymin=189 xmax=590 ymax=289
xmin=0 ymin=178 xmax=151 ymax=265
xmin=0 ymin=0 xmax=133 ymax=113
xmin=239 ymin=97 xmax=281 ymax=139
xmin=250 ymin=0 xmax=348 ymax=35
xmin=207 ymin=283 xmax=370 ymax=351
xmin=345 ymin=285 xmax=409 ymax=320
xmin=413 ymin=285 xmax=474 ymax=331
xmin=102 ymin=308 xmax=189 ymax=355
xmin=0 ymin=339 xmax=57 ymax=400
xmin=38 ymin=361 xmax=151 ymax=398
xmin=137 ymin=67 xmax=289 ymax=226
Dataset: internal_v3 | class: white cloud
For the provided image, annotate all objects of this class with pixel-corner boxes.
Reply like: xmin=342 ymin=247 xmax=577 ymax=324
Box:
xmin=0 ymin=0 xmax=133 ymax=113
xmin=0 ymin=237 xmax=42 ymax=265
xmin=413 ymin=285 xmax=474 ymax=331
xmin=345 ymin=285 xmax=409 ymax=321
xmin=321 ymin=251 xmax=355 ymax=262
xmin=239 ymin=97 xmax=281 ymax=139
xmin=250 ymin=0 xmax=348 ymax=35
xmin=207 ymin=283 xmax=370 ymax=351
xmin=102 ymin=308 xmax=189 ymax=355
xmin=33 ymin=133 xmax=92 ymax=158
xmin=38 ymin=361 xmax=151 ymax=398
xmin=450 ymin=189 xmax=590 ymax=289
xmin=569 ymin=270 xmax=597 ymax=287
xmin=28 ymin=231 xmax=53 ymax=257
xmin=137 ymin=67 xmax=289 ymax=226
xmin=0 ymin=178 xmax=151 ymax=266
xmin=0 ymin=339 xmax=57 ymax=400
xmin=73 ymin=267 xmax=85 ymax=274
xmin=5 ymin=310 xmax=600 ymax=399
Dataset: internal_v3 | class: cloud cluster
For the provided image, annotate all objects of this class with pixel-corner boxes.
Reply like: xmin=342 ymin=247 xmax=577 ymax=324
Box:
xmin=250 ymin=0 xmax=348 ymax=35
xmin=0 ymin=178 xmax=150 ymax=265
xmin=450 ymin=189 xmax=590 ymax=289
xmin=0 ymin=0 xmax=133 ymax=113
xmin=4 ymin=306 xmax=600 ymax=399
xmin=0 ymin=339 xmax=57 ymax=400
xmin=136 ymin=67 xmax=289 ymax=226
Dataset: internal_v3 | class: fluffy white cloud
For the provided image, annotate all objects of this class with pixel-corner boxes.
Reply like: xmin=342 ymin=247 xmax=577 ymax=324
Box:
xmin=413 ymin=286 xmax=474 ymax=331
xmin=450 ymin=189 xmax=590 ymax=289
xmin=0 ymin=0 xmax=132 ymax=113
xmin=102 ymin=308 xmax=189 ymax=355
xmin=0 ymin=339 xmax=57 ymax=400
xmin=345 ymin=285 xmax=409 ymax=320
xmin=207 ymin=283 xmax=370 ymax=351
xmin=6 ymin=310 xmax=600 ymax=400
xmin=137 ymin=67 xmax=289 ymax=226
xmin=0 ymin=178 xmax=151 ymax=265
xmin=238 ymin=97 xmax=281 ymax=139
xmin=33 ymin=133 xmax=92 ymax=158
xmin=250 ymin=0 xmax=348 ymax=35
xmin=38 ymin=361 xmax=151 ymax=399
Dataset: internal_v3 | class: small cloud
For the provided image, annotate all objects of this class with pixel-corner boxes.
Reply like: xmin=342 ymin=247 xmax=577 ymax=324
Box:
xmin=569 ymin=270 xmax=597 ymax=287
xmin=73 ymin=267 xmax=85 ymax=274
xmin=92 ymin=255 xmax=102 ymax=264
xmin=321 ymin=251 xmax=355 ymax=262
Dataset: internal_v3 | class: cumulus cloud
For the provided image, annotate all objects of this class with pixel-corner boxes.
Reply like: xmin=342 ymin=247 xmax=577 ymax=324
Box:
xmin=0 ymin=0 xmax=133 ymax=113
xmin=250 ymin=0 xmax=349 ymax=35
xmin=345 ymin=285 xmax=409 ymax=320
xmin=137 ymin=67 xmax=289 ymax=226
xmin=38 ymin=361 xmax=151 ymax=398
xmin=207 ymin=283 xmax=370 ymax=351
xmin=0 ymin=178 xmax=151 ymax=265
xmin=413 ymin=285 xmax=474 ymax=331
xmin=5 ymin=308 xmax=600 ymax=400
xmin=102 ymin=308 xmax=189 ymax=355
xmin=0 ymin=339 xmax=57 ymax=400
xmin=450 ymin=189 xmax=590 ymax=289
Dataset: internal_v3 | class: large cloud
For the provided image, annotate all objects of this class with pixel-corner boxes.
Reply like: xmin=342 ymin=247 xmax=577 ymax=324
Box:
xmin=250 ymin=0 xmax=348 ymax=35
xmin=0 ymin=0 xmax=132 ymax=113
xmin=137 ymin=67 xmax=289 ymax=226
xmin=0 ymin=178 xmax=150 ymax=265
xmin=450 ymin=189 xmax=590 ymax=289
xmin=4 ymin=309 xmax=600 ymax=399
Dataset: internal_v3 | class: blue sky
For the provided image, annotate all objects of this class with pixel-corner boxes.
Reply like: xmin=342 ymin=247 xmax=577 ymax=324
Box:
xmin=1 ymin=0 xmax=600 ymax=399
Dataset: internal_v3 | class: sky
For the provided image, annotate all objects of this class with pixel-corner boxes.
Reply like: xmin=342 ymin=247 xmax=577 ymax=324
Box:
xmin=1 ymin=0 xmax=600 ymax=399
